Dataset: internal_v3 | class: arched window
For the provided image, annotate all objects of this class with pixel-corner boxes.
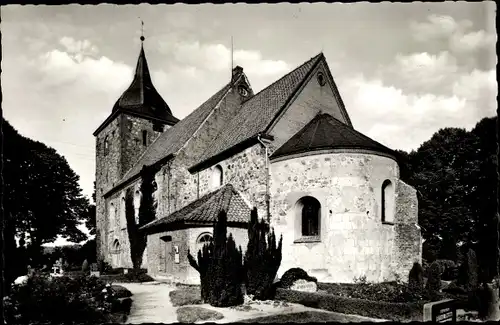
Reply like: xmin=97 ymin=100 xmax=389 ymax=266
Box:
xmin=296 ymin=196 xmax=321 ymax=237
xmin=111 ymin=239 xmax=121 ymax=266
xmin=142 ymin=130 xmax=148 ymax=146
xmin=211 ymin=165 xmax=223 ymax=189
xmin=197 ymin=233 xmax=213 ymax=252
xmin=112 ymin=239 xmax=121 ymax=253
xmin=381 ymin=180 xmax=395 ymax=224
xmin=104 ymin=136 xmax=110 ymax=156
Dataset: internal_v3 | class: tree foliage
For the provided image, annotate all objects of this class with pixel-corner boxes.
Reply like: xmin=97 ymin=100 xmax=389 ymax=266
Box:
xmin=3 ymin=118 xmax=90 ymax=284
xmin=398 ymin=116 xmax=498 ymax=283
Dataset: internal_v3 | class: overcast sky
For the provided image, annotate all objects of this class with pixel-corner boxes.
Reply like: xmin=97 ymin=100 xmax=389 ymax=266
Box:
xmin=2 ymin=3 xmax=497 ymax=206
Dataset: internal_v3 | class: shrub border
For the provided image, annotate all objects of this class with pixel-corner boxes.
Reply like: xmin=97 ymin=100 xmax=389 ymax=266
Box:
xmin=275 ymin=288 xmax=425 ymax=321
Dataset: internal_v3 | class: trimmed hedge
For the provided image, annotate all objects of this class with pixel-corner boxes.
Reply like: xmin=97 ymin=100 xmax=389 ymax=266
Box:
xmin=275 ymin=288 xmax=424 ymax=321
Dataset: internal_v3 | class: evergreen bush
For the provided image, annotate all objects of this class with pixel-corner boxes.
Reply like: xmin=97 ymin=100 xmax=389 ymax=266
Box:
xmin=408 ymin=262 xmax=424 ymax=292
xmin=188 ymin=210 xmax=244 ymax=307
xmin=278 ymin=268 xmax=318 ymax=289
xmin=425 ymin=261 xmax=442 ymax=299
xmin=244 ymin=208 xmax=283 ymax=300
xmin=82 ymin=259 xmax=90 ymax=273
xmin=457 ymin=248 xmax=479 ymax=292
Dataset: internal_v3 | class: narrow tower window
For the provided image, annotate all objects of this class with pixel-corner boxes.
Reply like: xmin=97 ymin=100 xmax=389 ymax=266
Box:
xmin=104 ymin=136 xmax=110 ymax=156
xmin=142 ymin=130 xmax=148 ymax=146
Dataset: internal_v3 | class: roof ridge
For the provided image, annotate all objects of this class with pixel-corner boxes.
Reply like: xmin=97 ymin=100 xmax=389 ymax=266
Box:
xmin=307 ymin=115 xmax=322 ymax=150
xmin=241 ymin=53 xmax=323 ymax=106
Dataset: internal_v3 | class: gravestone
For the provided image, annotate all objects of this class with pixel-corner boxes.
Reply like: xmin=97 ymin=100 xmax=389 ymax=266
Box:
xmin=423 ymin=299 xmax=456 ymax=322
xmin=290 ymin=279 xmax=317 ymax=292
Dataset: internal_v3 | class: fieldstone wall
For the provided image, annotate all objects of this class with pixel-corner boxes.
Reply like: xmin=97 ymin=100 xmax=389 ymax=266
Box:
xmin=197 ymin=144 xmax=268 ymax=218
xmin=392 ymin=180 xmax=422 ymax=280
xmin=146 ymin=226 xmax=248 ymax=284
xmin=120 ymin=115 xmax=167 ymax=178
xmin=270 ymin=151 xmax=420 ymax=283
xmin=95 ymin=113 xmax=166 ymax=265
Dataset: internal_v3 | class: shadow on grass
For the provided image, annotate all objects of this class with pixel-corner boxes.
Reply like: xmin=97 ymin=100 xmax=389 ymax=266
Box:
xmin=240 ymin=311 xmax=361 ymax=323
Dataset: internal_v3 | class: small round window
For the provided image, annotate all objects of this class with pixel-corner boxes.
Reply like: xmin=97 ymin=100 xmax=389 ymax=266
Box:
xmin=238 ymin=85 xmax=249 ymax=97
xmin=317 ymin=72 xmax=326 ymax=86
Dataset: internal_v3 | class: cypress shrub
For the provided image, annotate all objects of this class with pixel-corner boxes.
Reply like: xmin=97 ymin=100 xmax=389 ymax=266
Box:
xmin=188 ymin=210 xmax=244 ymax=307
xmin=457 ymin=248 xmax=479 ymax=292
xmin=82 ymin=259 xmax=90 ymax=273
xmin=244 ymin=208 xmax=283 ymax=300
xmin=408 ymin=262 xmax=424 ymax=292
xmin=425 ymin=261 xmax=442 ymax=299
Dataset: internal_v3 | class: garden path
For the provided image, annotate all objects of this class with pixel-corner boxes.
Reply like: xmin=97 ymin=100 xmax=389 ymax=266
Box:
xmin=118 ymin=281 xmax=388 ymax=324
xmin=117 ymin=281 xmax=179 ymax=324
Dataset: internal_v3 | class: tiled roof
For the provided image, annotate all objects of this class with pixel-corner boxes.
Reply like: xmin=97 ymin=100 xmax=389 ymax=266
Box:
xmin=113 ymin=44 xmax=179 ymax=125
xmin=114 ymin=82 xmax=233 ymax=189
xmin=140 ymin=184 xmax=251 ymax=232
xmin=190 ymin=53 xmax=324 ymax=172
xmin=270 ymin=113 xmax=396 ymax=159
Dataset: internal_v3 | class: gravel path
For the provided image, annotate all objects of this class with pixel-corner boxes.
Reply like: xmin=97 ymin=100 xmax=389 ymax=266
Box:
xmin=117 ymin=282 xmax=179 ymax=324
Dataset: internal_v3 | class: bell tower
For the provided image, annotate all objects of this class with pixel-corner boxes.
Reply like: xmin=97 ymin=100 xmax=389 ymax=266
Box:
xmin=93 ymin=31 xmax=178 ymax=262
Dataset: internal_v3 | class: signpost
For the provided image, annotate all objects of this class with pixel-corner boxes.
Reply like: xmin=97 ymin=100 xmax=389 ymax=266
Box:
xmin=423 ymin=299 xmax=457 ymax=322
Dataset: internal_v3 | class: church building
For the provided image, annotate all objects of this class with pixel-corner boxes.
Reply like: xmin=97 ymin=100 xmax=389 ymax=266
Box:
xmin=94 ymin=36 xmax=422 ymax=284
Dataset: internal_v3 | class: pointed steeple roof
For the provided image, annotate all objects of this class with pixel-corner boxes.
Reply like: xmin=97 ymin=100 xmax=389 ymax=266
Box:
xmin=112 ymin=42 xmax=179 ymax=125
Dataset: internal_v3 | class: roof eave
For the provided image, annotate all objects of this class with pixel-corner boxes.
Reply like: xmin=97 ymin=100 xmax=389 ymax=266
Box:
xmin=103 ymin=153 xmax=175 ymax=198
xmin=93 ymin=109 xmax=178 ymax=136
xmin=270 ymin=146 xmax=398 ymax=162
xmin=188 ymin=133 xmax=274 ymax=174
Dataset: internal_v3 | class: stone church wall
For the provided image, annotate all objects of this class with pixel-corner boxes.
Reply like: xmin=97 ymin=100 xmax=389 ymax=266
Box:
xmin=270 ymin=151 xmax=420 ymax=283
xmin=197 ymin=144 xmax=268 ymax=218
xmin=146 ymin=226 xmax=247 ymax=284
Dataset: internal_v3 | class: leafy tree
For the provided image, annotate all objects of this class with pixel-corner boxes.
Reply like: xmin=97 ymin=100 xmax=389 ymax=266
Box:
xmin=397 ymin=118 xmax=498 ymax=283
xmin=3 ymin=118 xmax=90 ymax=280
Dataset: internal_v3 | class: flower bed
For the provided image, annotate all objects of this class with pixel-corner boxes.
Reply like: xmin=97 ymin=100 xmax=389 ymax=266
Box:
xmin=4 ymin=273 xmax=132 ymax=325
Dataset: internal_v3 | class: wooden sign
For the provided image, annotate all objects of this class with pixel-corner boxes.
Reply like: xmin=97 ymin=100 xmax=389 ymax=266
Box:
xmin=423 ymin=299 xmax=456 ymax=322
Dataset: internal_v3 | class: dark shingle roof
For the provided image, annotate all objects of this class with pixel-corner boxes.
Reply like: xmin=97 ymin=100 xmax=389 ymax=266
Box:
xmin=190 ymin=53 xmax=324 ymax=172
xmin=140 ymin=184 xmax=250 ymax=232
xmin=114 ymin=82 xmax=233 ymax=188
xmin=113 ymin=45 xmax=179 ymax=125
xmin=270 ymin=113 xmax=396 ymax=159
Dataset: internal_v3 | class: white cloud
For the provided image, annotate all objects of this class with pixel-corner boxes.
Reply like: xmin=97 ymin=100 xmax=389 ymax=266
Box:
xmin=337 ymin=70 xmax=494 ymax=152
xmin=410 ymin=14 xmax=495 ymax=54
xmin=450 ymin=29 xmax=496 ymax=53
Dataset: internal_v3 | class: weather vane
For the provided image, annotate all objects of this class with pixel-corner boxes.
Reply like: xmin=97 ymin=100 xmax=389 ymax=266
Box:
xmin=139 ymin=18 xmax=145 ymax=42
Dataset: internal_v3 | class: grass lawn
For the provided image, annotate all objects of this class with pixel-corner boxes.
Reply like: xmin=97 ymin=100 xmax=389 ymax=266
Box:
xmin=240 ymin=310 xmax=370 ymax=323
xmin=169 ymin=286 xmax=203 ymax=306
